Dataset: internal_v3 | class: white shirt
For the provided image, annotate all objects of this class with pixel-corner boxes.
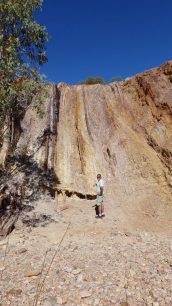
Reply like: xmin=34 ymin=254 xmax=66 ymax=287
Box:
xmin=96 ymin=179 xmax=104 ymax=194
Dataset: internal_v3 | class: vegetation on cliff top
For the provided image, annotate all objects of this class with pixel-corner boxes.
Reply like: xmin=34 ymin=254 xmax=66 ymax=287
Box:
xmin=0 ymin=0 xmax=48 ymax=126
xmin=79 ymin=76 xmax=123 ymax=85
xmin=110 ymin=76 xmax=123 ymax=82
xmin=79 ymin=77 xmax=105 ymax=85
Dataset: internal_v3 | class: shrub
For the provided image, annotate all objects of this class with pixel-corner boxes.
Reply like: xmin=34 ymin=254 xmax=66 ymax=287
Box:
xmin=110 ymin=77 xmax=123 ymax=82
xmin=79 ymin=77 xmax=105 ymax=85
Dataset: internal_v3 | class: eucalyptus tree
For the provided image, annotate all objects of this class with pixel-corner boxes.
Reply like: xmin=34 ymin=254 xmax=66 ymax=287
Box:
xmin=0 ymin=0 xmax=48 ymax=127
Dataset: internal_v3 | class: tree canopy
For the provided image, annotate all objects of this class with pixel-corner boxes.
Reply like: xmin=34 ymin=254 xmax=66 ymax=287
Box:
xmin=110 ymin=76 xmax=123 ymax=82
xmin=79 ymin=77 xmax=105 ymax=85
xmin=0 ymin=0 xmax=48 ymax=125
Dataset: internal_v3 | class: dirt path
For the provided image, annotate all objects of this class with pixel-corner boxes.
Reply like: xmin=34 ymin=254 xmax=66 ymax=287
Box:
xmin=0 ymin=195 xmax=172 ymax=306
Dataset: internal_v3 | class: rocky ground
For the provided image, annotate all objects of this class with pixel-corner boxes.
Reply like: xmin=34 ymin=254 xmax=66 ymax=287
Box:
xmin=0 ymin=194 xmax=172 ymax=306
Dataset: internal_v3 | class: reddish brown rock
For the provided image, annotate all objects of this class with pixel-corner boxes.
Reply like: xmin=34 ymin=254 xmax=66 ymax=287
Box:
xmin=0 ymin=61 xmax=172 ymax=233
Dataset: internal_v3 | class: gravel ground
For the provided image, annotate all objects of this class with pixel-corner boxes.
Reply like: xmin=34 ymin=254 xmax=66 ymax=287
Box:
xmin=0 ymin=196 xmax=172 ymax=306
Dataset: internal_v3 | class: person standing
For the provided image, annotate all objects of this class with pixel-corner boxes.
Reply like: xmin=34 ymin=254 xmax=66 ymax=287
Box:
xmin=96 ymin=174 xmax=105 ymax=218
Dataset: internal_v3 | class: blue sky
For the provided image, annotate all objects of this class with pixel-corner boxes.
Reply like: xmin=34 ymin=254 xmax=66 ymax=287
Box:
xmin=37 ymin=0 xmax=172 ymax=84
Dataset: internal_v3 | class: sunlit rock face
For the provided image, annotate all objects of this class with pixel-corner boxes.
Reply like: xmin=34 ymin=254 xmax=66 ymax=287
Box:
xmin=1 ymin=62 xmax=172 ymax=206
xmin=54 ymin=63 xmax=172 ymax=202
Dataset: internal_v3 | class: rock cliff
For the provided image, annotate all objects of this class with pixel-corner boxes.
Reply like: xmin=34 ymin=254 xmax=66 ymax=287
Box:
xmin=1 ymin=61 xmax=172 ymax=305
xmin=0 ymin=61 xmax=172 ymax=220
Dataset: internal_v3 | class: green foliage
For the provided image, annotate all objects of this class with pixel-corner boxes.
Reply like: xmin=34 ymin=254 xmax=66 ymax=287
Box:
xmin=110 ymin=76 xmax=123 ymax=82
xmin=0 ymin=0 xmax=48 ymax=126
xmin=79 ymin=77 xmax=105 ymax=85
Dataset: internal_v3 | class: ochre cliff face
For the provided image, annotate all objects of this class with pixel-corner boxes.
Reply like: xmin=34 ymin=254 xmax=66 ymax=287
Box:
xmin=55 ymin=71 xmax=172 ymax=201
xmin=1 ymin=62 xmax=172 ymax=207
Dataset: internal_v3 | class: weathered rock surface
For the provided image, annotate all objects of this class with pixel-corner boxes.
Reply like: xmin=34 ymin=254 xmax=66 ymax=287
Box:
xmin=0 ymin=61 xmax=172 ymax=234
xmin=16 ymin=65 xmax=172 ymax=197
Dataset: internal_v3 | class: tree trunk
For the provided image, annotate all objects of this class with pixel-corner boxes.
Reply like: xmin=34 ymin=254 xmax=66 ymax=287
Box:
xmin=0 ymin=119 xmax=10 ymax=168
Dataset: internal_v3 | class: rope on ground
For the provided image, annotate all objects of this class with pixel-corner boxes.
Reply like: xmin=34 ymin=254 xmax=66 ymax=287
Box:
xmin=32 ymin=249 xmax=49 ymax=306
xmin=33 ymin=222 xmax=71 ymax=306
